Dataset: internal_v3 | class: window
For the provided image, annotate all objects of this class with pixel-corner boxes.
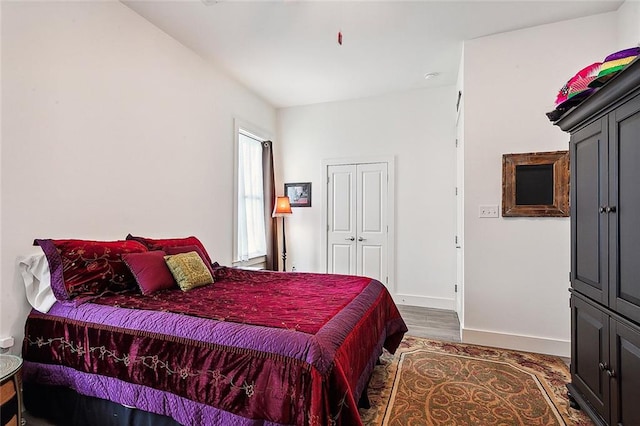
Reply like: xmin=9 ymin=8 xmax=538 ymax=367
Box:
xmin=235 ymin=124 xmax=268 ymax=264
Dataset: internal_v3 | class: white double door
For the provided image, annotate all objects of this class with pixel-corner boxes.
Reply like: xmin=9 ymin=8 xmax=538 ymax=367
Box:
xmin=327 ymin=162 xmax=388 ymax=283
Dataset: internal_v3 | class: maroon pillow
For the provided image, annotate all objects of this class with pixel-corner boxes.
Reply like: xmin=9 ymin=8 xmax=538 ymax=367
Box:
xmin=126 ymin=234 xmax=213 ymax=264
xmin=122 ymin=251 xmax=176 ymax=295
xmin=34 ymin=239 xmax=148 ymax=303
xmin=164 ymin=245 xmax=215 ymax=276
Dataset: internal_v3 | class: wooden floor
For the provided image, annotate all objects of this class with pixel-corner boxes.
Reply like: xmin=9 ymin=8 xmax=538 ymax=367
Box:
xmin=397 ymin=305 xmax=461 ymax=342
xmin=23 ymin=305 xmax=459 ymax=425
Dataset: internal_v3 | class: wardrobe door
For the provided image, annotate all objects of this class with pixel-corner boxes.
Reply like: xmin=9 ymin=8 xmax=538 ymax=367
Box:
xmin=609 ymin=94 xmax=640 ymax=324
xmin=610 ymin=319 xmax=640 ymax=426
xmin=571 ymin=117 xmax=609 ymax=306
xmin=571 ymin=295 xmax=610 ymax=423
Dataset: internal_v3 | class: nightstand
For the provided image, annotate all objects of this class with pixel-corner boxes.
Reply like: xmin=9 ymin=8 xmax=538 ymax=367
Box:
xmin=1 ymin=355 xmax=23 ymax=426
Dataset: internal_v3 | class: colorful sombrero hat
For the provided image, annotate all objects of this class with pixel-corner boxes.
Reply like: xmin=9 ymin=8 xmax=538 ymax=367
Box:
xmin=546 ymin=61 xmax=601 ymax=121
xmin=589 ymin=47 xmax=640 ymax=87
xmin=554 ymin=62 xmax=601 ymax=110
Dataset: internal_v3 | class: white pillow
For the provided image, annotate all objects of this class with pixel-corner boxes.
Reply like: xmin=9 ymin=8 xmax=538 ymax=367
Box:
xmin=19 ymin=249 xmax=56 ymax=313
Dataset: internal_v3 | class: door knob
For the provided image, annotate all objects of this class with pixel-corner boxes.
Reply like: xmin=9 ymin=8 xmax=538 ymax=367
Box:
xmin=358 ymin=237 xmax=366 ymax=242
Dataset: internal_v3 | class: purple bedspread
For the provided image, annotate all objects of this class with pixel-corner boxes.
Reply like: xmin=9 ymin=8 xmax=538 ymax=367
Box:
xmin=23 ymin=270 xmax=407 ymax=425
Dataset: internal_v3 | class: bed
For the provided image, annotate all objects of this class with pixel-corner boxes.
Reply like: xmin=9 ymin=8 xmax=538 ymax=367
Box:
xmin=20 ymin=237 xmax=407 ymax=426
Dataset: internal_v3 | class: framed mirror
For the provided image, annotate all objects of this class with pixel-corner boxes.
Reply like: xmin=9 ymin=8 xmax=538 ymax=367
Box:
xmin=502 ymin=150 xmax=569 ymax=217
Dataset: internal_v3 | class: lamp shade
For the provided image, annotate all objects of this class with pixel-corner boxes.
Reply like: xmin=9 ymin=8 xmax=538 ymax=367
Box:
xmin=272 ymin=196 xmax=293 ymax=217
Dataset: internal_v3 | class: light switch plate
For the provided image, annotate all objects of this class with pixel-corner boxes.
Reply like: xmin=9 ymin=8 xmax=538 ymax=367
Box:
xmin=479 ymin=205 xmax=499 ymax=218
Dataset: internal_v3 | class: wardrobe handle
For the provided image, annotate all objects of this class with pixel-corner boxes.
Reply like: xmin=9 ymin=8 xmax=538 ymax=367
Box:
xmin=606 ymin=206 xmax=617 ymax=213
xmin=345 ymin=237 xmax=355 ymax=241
xmin=599 ymin=362 xmax=608 ymax=371
xmin=607 ymin=369 xmax=616 ymax=378
xmin=599 ymin=206 xmax=606 ymax=213
xmin=358 ymin=237 xmax=366 ymax=242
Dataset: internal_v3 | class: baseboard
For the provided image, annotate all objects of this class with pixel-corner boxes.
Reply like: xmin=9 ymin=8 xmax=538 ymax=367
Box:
xmin=393 ymin=293 xmax=456 ymax=311
xmin=462 ymin=327 xmax=570 ymax=357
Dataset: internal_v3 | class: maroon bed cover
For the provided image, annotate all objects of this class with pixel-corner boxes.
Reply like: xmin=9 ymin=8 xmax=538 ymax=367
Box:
xmin=23 ymin=267 xmax=407 ymax=425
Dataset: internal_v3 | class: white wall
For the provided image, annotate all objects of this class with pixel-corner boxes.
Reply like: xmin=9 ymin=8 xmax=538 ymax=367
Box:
xmin=618 ymin=0 xmax=640 ymax=48
xmin=462 ymin=12 xmax=617 ymax=356
xmin=0 ymin=1 xmax=276 ymax=354
xmin=277 ymin=86 xmax=457 ymax=309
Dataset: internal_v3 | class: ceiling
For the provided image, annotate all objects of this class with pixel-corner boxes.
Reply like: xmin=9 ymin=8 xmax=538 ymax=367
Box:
xmin=123 ymin=0 xmax=623 ymax=108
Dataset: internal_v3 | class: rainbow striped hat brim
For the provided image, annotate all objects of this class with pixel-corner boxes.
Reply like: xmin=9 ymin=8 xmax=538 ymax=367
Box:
xmin=589 ymin=47 xmax=640 ymax=87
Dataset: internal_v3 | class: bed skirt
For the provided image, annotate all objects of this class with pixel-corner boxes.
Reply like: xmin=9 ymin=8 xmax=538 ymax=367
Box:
xmin=24 ymin=381 xmax=374 ymax=426
xmin=24 ymin=382 xmax=181 ymax=426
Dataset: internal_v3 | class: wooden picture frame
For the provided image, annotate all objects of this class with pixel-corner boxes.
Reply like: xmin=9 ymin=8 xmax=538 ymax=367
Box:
xmin=502 ymin=150 xmax=569 ymax=217
xmin=284 ymin=182 xmax=312 ymax=207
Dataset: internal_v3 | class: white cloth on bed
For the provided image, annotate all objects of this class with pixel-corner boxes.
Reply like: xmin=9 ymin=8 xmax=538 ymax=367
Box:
xmin=19 ymin=249 xmax=55 ymax=313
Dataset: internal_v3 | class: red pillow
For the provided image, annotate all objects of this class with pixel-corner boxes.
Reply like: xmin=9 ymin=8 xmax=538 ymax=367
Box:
xmin=164 ymin=245 xmax=215 ymax=277
xmin=126 ymin=234 xmax=213 ymax=264
xmin=34 ymin=239 xmax=148 ymax=303
xmin=122 ymin=251 xmax=176 ymax=295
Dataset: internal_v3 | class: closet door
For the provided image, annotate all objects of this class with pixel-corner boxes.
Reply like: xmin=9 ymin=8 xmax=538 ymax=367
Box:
xmin=356 ymin=163 xmax=388 ymax=282
xmin=327 ymin=164 xmax=357 ymax=275
xmin=326 ymin=162 xmax=389 ymax=283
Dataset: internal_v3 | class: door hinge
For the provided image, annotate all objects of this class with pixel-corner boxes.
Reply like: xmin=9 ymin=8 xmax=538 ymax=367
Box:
xmin=455 ymin=138 xmax=459 ymax=147
xmin=327 ymin=176 xmax=330 ymax=184
xmin=455 ymin=187 xmax=458 ymax=196
xmin=386 ymin=276 xmax=388 ymax=284
xmin=569 ymin=271 xmax=571 ymax=282
xmin=455 ymin=284 xmax=458 ymax=293
xmin=455 ymin=235 xmax=458 ymax=244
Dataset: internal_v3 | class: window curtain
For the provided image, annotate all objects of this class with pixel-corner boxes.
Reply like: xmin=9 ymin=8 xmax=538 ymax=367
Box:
xmin=262 ymin=141 xmax=278 ymax=270
xmin=237 ymin=134 xmax=267 ymax=261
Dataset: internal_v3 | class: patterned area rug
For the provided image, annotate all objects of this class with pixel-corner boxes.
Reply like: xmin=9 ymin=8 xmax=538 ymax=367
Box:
xmin=360 ymin=336 xmax=594 ymax=426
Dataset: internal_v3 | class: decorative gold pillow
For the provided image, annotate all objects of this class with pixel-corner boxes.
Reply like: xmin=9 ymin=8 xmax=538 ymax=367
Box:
xmin=164 ymin=251 xmax=214 ymax=292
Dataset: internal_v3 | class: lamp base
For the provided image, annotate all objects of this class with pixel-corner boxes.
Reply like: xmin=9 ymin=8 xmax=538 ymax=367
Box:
xmin=281 ymin=216 xmax=287 ymax=272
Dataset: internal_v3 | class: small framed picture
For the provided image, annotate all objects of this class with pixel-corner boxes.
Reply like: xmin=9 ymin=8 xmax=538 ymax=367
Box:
xmin=502 ymin=150 xmax=569 ymax=217
xmin=284 ymin=182 xmax=312 ymax=207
